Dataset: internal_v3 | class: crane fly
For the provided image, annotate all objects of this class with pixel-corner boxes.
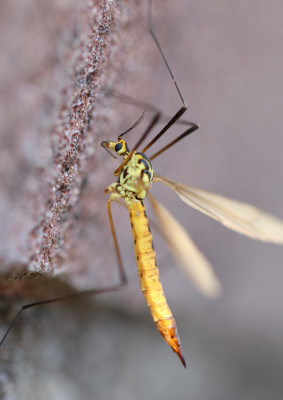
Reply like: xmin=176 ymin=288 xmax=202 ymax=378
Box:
xmin=1 ymin=0 xmax=283 ymax=369
xmin=101 ymin=122 xmax=283 ymax=367
xmin=101 ymin=0 xmax=283 ymax=367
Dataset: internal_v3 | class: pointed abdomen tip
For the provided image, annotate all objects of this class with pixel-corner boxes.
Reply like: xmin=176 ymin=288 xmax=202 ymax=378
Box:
xmin=178 ymin=351 xmax=186 ymax=368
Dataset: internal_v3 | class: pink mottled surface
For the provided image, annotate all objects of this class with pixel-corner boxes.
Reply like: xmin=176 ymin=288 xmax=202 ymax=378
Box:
xmin=0 ymin=0 xmax=145 ymax=289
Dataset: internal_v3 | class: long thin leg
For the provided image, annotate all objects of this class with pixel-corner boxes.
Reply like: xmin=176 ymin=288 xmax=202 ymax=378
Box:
xmin=104 ymin=89 xmax=161 ymax=176
xmin=106 ymin=195 xmax=127 ymax=284
xmin=103 ymin=88 xmax=197 ymax=129
xmin=150 ymin=122 xmax=199 ymax=160
xmin=0 ymin=199 xmax=127 ymax=348
xmin=103 ymin=88 xmax=160 ymax=115
xmin=105 ymin=88 xmax=199 ymax=162
xmin=141 ymin=0 xmax=195 ymax=154
xmin=0 ymin=284 xmax=125 ymax=348
xmin=148 ymin=0 xmax=186 ymax=107
xmin=111 ymin=0 xmax=199 ymax=174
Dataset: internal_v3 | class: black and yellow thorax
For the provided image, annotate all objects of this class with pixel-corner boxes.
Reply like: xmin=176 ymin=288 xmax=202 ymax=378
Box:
xmin=105 ymin=138 xmax=154 ymax=201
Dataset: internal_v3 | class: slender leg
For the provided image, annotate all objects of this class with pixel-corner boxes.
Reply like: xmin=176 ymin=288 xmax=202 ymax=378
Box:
xmin=106 ymin=193 xmax=127 ymax=284
xmin=141 ymin=0 xmax=198 ymax=154
xmin=108 ymin=0 xmax=199 ymax=168
xmin=102 ymin=89 xmax=162 ymax=163
xmin=103 ymin=88 xmax=160 ymax=115
xmin=0 ymin=196 xmax=128 ymax=348
xmin=149 ymin=122 xmax=199 ymax=160
xmin=105 ymin=88 xmax=199 ymax=162
xmin=104 ymin=88 xmax=197 ymax=129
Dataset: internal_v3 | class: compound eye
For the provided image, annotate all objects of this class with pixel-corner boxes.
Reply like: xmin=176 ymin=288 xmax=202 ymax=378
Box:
xmin=115 ymin=142 xmax=123 ymax=153
xmin=115 ymin=140 xmax=130 ymax=155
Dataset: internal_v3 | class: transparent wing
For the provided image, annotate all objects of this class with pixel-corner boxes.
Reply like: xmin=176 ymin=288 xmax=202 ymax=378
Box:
xmin=148 ymin=194 xmax=221 ymax=298
xmin=154 ymin=174 xmax=283 ymax=244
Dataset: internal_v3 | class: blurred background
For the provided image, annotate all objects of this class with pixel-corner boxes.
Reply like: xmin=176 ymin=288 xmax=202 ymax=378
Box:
xmin=0 ymin=0 xmax=283 ymax=399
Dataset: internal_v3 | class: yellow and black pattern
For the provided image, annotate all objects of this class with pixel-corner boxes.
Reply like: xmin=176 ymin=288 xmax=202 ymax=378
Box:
xmin=126 ymin=198 xmax=185 ymax=366
xmin=105 ymin=139 xmax=154 ymax=200
xmin=103 ymin=138 xmax=185 ymax=366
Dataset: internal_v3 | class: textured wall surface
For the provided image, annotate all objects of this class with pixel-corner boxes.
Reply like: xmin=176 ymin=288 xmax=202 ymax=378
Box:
xmin=0 ymin=0 xmax=283 ymax=399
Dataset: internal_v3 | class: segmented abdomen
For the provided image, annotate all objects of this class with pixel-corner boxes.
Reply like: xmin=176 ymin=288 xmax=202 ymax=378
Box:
xmin=126 ymin=198 xmax=185 ymax=366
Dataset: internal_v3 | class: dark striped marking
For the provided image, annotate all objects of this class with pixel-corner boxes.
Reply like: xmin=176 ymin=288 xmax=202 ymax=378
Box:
xmin=136 ymin=152 xmax=152 ymax=167
xmin=123 ymin=167 xmax=128 ymax=180
xmin=142 ymin=170 xmax=152 ymax=180
xmin=138 ymin=158 xmax=151 ymax=170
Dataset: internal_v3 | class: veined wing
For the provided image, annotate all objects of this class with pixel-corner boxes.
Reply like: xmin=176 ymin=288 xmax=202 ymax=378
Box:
xmin=154 ymin=174 xmax=283 ymax=244
xmin=148 ymin=194 xmax=221 ymax=298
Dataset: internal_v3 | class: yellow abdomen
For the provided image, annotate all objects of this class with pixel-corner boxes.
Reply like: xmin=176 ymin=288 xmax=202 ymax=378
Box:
xmin=126 ymin=198 xmax=185 ymax=366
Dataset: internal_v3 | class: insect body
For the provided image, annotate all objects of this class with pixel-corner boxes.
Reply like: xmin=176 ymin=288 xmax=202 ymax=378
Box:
xmin=102 ymin=125 xmax=283 ymax=368
xmin=102 ymin=138 xmax=185 ymax=366
xmin=99 ymin=0 xmax=283 ymax=367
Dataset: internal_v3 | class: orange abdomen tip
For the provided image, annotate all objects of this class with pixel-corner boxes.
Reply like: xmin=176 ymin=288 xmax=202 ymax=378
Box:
xmin=156 ymin=319 xmax=186 ymax=368
xmin=128 ymin=199 xmax=186 ymax=367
